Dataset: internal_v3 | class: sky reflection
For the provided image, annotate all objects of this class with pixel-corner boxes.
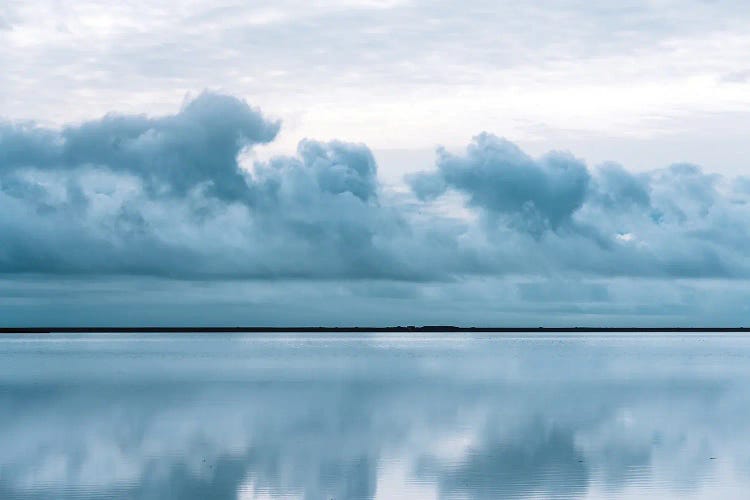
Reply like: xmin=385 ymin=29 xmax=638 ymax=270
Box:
xmin=0 ymin=333 xmax=748 ymax=499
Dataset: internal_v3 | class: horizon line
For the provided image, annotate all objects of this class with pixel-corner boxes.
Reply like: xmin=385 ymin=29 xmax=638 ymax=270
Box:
xmin=1 ymin=326 xmax=749 ymax=334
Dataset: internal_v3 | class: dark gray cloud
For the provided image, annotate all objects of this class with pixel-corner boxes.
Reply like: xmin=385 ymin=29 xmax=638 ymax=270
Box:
xmin=409 ymin=132 xmax=591 ymax=234
xmin=1 ymin=93 xmax=750 ymax=281
xmin=253 ymin=139 xmax=379 ymax=206
xmin=0 ymin=93 xmax=414 ymax=279
xmin=409 ymin=133 xmax=750 ymax=279
xmin=590 ymin=162 xmax=651 ymax=211
xmin=2 ymin=92 xmax=279 ymax=202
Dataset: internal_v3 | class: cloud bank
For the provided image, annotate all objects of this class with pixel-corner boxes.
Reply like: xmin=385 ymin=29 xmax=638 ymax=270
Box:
xmin=1 ymin=92 xmax=749 ymax=280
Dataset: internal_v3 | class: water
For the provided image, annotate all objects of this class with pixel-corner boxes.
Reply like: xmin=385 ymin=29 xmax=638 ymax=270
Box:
xmin=1 ymin=332 xmax=749 ymax=499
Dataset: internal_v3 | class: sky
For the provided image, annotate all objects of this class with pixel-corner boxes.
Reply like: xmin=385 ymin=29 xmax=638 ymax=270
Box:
xmin=2 ymin=0 xmax=750 ymax=326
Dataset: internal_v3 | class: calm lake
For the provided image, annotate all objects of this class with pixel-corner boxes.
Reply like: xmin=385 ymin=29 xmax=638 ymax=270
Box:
xmin=1 ymin=332 xmax=749 ymax=499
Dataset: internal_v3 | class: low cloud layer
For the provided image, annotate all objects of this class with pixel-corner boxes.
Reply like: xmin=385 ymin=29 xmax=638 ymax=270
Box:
xmin=1 ymin=92 xmax=749 ymax=280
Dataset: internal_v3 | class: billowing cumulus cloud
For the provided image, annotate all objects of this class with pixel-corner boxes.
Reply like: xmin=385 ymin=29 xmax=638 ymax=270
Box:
xmin=409 ymin=133 xmax=750 ymax=279
xmin=0 ymin=93 xmax=412 ymax=278
xmin=409 ymin=133 xmax=591 ymax=234
xmin=1 ymin=92 xmax=279 ymax=202
xmin=1 ymin=92 xmax=750 ymax=281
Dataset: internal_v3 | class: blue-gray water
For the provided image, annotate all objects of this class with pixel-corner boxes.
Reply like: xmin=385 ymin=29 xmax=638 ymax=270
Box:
xmin=1 ymin=332 xmax=749 ymax=499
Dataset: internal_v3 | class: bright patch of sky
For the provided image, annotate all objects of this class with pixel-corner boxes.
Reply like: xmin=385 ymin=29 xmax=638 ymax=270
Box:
xmin=3 ymin=0 xmax=750 ymax=181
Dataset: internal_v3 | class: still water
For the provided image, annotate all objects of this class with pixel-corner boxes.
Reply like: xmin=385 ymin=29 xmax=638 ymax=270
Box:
xmin=1 ymin=332 xmax=749 ymax=499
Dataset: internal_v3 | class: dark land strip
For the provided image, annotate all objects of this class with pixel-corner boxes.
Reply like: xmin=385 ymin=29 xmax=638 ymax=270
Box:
xmin=0 ymin=326 xmax=748 ymax=334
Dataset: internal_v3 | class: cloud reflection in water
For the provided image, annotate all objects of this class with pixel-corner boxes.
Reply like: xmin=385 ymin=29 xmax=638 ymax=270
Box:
xmin=0 ymin=333 xmax=747 ymax=499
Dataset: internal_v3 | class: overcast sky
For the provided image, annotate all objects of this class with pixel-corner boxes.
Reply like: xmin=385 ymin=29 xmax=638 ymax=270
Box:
xmin=2 ymin=0 xmax=750 ymax=326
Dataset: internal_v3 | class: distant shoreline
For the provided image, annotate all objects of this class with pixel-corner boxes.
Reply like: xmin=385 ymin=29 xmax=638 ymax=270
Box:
xmin=0 ymin=326 xmax=748 ymax=334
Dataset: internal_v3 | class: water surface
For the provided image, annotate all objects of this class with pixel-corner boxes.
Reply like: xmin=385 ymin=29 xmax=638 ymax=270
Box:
xmin=1 ymin=332 xmax=749 ymax=499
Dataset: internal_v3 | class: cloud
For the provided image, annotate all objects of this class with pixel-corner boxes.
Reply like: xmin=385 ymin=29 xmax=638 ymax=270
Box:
xmin=1 ymin=92 xmax=750 ymax=282
xmin=590 ymin=162 xmax=650 ymax=211
xmin=517 ymin=281 xmax=610 ymax=303
xmin=2 ymin=92 xmax=280 ymax=203
xmin=0 ymin=93 xmax=399 ymax=278
xmin=409 ymin=132 xmax=591 ymax=235
xmin=409 ymin=133 xmax=750 ymax=279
